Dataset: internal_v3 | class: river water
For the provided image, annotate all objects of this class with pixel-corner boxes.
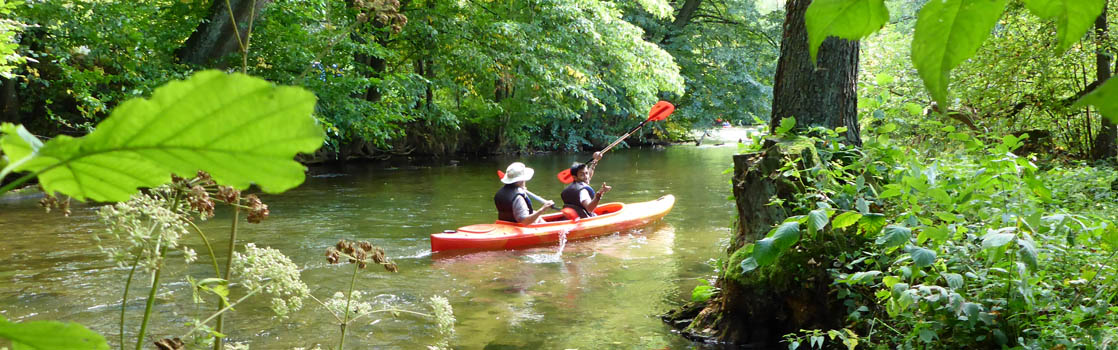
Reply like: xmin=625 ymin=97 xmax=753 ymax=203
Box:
xmin=0 ymin=143 xmax=742 ymax=350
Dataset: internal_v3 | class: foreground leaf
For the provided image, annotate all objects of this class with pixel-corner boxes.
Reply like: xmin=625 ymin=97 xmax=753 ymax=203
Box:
xmin=0 ymin=123 xmax=43 ymax=180
xmin=0 ymin=315 xmax=110 ymax=350
xmin=1075 ymin=78 xmax=1118 ymax=123
xmin=770 ymin=221 xmax=802 ymax=251
xmin=7 ymin=70 xmax=324 ymax=202
xmin=805 ymin=0 xmax=889 ymax=64
xmin=1023 ymin=0 xmax=1105 ymax=53
xmin=912 ymin=0 xmax=1008 ymax=107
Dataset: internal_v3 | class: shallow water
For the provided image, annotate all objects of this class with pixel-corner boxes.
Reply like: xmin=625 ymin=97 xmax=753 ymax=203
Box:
xmin=0 ymin=144 xmax=741 ymax=349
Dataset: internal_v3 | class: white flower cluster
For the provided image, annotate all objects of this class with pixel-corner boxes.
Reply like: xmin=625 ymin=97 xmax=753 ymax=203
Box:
xmin=231 ymin=243 xmax=309 ymax=318
xmin=428 ymin=295 xmax=455 ymax=349
xmin=324 ymin=291 xmax=376 ymax=320
xmin=96 ymin=186 xmax=194 ymax=272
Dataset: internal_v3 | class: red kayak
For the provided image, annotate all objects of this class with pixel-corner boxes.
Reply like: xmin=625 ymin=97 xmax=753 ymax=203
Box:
xmin=430 ymin=195 xmax=675 ymax=252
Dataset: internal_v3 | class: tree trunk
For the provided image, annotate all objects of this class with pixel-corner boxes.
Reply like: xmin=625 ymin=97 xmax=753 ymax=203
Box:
xmin=1091 ymin=9 xmax=1116 ymax=160
xmin=176 ymin=0 xmax=272 ymax=67
xmin=0 ymin=76 xmax=18 ymax=124
xmin=660 ymin=0 xmax=702 ymax=45
xmin=769 ymin=0 xmax=860 ymax=145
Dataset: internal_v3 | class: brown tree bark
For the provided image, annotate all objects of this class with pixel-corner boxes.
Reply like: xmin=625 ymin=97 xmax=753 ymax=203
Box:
xmin=660 ymin=0 xmax=702 ymax=45
xmin=176 ymin=0 xmax=272 ymax=67
xmin=0 ymin=77 xmax=18 ymax=124
xmin=768 ymin=0 xmax=860 ymax=145
xmin=1091 ymin=8 xmax=1116 ymax=160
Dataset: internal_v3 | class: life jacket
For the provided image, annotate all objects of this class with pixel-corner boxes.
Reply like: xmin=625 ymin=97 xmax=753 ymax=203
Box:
xmin=494 ymin=184 xmax=532 ymax=222
xmin=561 ymin=182 xmax=596 ymax=218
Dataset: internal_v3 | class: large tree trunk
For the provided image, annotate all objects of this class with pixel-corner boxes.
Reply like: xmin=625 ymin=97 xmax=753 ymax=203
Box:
xmin=769 ymin=0 xmax=860 ymax=145
xmin=176 ymin=0 xmax=271 ymax=67
xmin=660 ymin=0 xmax=702 ymax=44
xmin=663 ymin=0 xmax=862 ymax=346
xmin=1091 ymin=9 xmax=1116 ymax=160
xmin=0 ymin=77 xmax=18 ymax=124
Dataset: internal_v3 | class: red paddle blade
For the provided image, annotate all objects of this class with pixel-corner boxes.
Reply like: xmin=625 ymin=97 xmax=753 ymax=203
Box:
xmin=646 ymin=101 xmax=675 ymax=122
xmin=557 ymin=169 xmax=574 ymax=184
xmin=497 ymin=170 xmax=505 ymax=179
xmin=561 ymin=207 xmax=579 ymax=221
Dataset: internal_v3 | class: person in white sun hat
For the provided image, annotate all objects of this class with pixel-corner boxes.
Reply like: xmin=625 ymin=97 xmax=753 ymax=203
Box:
xmin=495 ymin=162 xmax=554 ymax=224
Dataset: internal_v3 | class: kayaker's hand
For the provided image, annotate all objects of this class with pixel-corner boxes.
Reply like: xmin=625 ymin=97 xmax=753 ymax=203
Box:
xmin=593 ymin=151 xmax=602 ymax=161
xmin=599 ymin=182 xmax=611 ymax=195
xmin=542 ymin=200 xmax=555 ymax=209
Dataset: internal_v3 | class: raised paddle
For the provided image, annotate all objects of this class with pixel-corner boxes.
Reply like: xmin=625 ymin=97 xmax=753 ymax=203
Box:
xmin=556 ymin=101 xmax=675 ymax=184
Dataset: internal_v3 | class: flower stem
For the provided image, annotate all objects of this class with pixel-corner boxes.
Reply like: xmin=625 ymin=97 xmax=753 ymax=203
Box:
xmin=134 ymin=247 xmax=167 ymax=350
xmin=119 ymin=253 xmax=141 ymax=350
xmin=214 ymin=193 xmax=241 ymax=350
xmin=338 ymin=262 xmax=359 ymax=350
xmin=182 ymin=287 xmax=262 ymax=339
xmin=186 ymin=220 xmax=222 ymax=277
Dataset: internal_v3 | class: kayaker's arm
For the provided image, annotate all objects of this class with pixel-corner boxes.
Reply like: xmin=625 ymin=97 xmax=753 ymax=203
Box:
xmin=515 ymin=196 xmax=554 ymax=225
xmin=581 ymin=182 xmax=611 ymax=213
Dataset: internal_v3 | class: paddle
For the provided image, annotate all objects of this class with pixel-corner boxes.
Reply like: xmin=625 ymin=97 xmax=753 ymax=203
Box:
xmin=496 ymin=170 xmax=564 ymax=211
xmin=556 ymin=101 xmax=675 ymax=184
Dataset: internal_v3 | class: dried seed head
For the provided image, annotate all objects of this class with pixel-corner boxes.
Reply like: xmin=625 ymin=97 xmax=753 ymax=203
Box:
xmin=188 ymin=185 xmax=215 ymax=218
xmin=244 ymin=194 xmax=269 ymax=224
xmin=217 ymin=186 xmax=240 ymax=203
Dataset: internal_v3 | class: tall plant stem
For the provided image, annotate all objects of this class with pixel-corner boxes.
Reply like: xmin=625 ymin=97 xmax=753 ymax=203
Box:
xmin=213 ymin=194 xmax=241 ymax=350
xmin=181 ymin=287 xmax=262 ymax=339
xmin=338 ymin=263 xmax=360 ymax=350
xmin=0 ymin=172 xmax=37 ymax=195
xmin=119 ymin=253 xmax=142 ymax=350
xmin=187 ymin=220 xmax=222 ymax=277
xmin=134 ymin=247 xmax=168 ymax=350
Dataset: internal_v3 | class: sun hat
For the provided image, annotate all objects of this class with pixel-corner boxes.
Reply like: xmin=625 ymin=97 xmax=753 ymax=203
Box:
xmin=501 ymin=162 xmax=535 ymax=184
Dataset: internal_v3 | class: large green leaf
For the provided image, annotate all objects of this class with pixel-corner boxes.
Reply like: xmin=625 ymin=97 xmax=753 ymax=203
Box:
xmin=1023 ymin=0 xmax=1105 ymax=53
xmin=859 ymin=213 xmax=888 ymax=235
xmin=806 ymin=209 xmax=830 ymax=235
xmin=1075 ymin=78 xmax=1118 ymax=124
xmin=877 ymin=224 xmax=912 ymax=248
xmin=0 ymin=123 xmax=43 ymax=179
xmin=753 ymin=237 xmax=780 ymax=267
xmin=832 ymin=211 xmax=862 ymax=229
xmin=982 ymin=229 xmax=1016 ymax=248
xmin=910 ymin=247 xmax=936 ymax=268
xmin=912 ymin=0 xmax=1008 ymax=107
xmin=770 ymin=221 xmax=802 ymax=251
xmin=805 ymin=0 xmax=889 ymax=64
xmin=0 ymin=315 xmax=110 ymax=350
xmin=6 ymin=70 xmax=324 ymax=202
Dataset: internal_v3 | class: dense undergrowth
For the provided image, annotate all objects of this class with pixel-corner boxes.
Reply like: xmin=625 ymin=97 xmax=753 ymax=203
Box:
xmin=722 ymin=120 xmax=1118 ymax=349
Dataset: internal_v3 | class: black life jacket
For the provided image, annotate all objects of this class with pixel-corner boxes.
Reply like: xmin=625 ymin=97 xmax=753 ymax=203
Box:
xmin=561 ymin=182 xmax=596 ymax=218
xmin=494 ymin=184 xmax=532 ymax=222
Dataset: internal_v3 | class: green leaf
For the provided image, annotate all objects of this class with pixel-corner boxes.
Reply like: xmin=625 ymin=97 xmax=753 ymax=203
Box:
xmin=753 ymin=237 xmax=780 ymax=267
xmin=910 ymin=247 xmax=936 ymax=268
xmin=859 ymin=213 xmax=888 ymax=235
xmin=1075 ymin=77 xmax=1118 ymax=124
xmin=806 ymin=209 xmax=830 ymax=235
xmin=879 ymin=123 xmax=898 ymax=134
xmin=805 ymin=0 xmax=889 ymax=63
xmin=982 ymin=229 xmax=1016 ymax=249
xmin=691 ymin=284 xmax=716 ymax=302
xmin=0 ymin=123 xmax=44 ymax=179
xmin=878 ymin=224 xmax=912 ymax=248
xmin=832 ymin=211 xmax=862 ymax=229
xmin=8 ymin=71 xmax=324 ymax=202
xmin=916 ymin=226 xmax=950 ymax=245
xmin=944 ymin=273 xmax=964 ymax=289
xmin=912 ymin=0 xmax=1008 ymax=107
xmin=1023 ymin=0 xmax=1105 ymax=52
xmin=775 ymin=117 xmax=796 ymax=135
xmin=0 ymin=315 xmax=110 ymax=350
xmin=739 ymin=257 xmax=760 ymax=273
xmin=770 ymin=221 xmax=802 ymax=251
xmin=1017 ymin=238 xmax=1038 ymax=271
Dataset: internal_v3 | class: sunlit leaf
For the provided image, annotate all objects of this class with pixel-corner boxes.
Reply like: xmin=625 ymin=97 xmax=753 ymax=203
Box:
xmin=1075 ymin=77 xmax=1118 ymax=123
xmin=859 ymin=213 xmax=888 ymax=235
xmin=769 ymin=221 xmax=802 ymax=252
xmin=0 ymin=123 xmax=43 ymax=180
xmin=775 ymin=117 xmax=796 ymax=135
xmin=0 ymin=315 xmax=110 ymax=350
xmin=944 ymin=273 xmax=964 ymax=289
xmin=805 ymin=0 xmax=889 ymax=63
xmin=832 ymin=211 xmax=862 ymax=229
xmin=982 ymin=229 xmax=1016 ymax=249
xmin=6 ymin=70 xmax=324 ymax=202
xmin=806 ymin=209 xmax=829 ymax=235
xmin=912 ymin=0 xmax=1008 ymax=107
xmin=1023 ymin=0 xmax=1105 ymax=53
xmin=753 ymin=237 xmax=780 ymax=267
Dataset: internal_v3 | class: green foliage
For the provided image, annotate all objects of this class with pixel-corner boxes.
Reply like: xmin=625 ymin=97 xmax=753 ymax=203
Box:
xmin=1023 ymin=0 xmax=1106 ymax=52
xmin=805 ymin=0 xmax=889 ymax=64
xmin=911 ymin=0 xmax=1008 ymax=107
xmin=1 ymin=71 xmax=324 ymax=201
xmin=1076 ymin=78 xmax=1118 ymax=124
xmin=0 ymin=315 xmax=110 ymax=350
xmin=691 ymin=279 xmax=718 ymax=302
